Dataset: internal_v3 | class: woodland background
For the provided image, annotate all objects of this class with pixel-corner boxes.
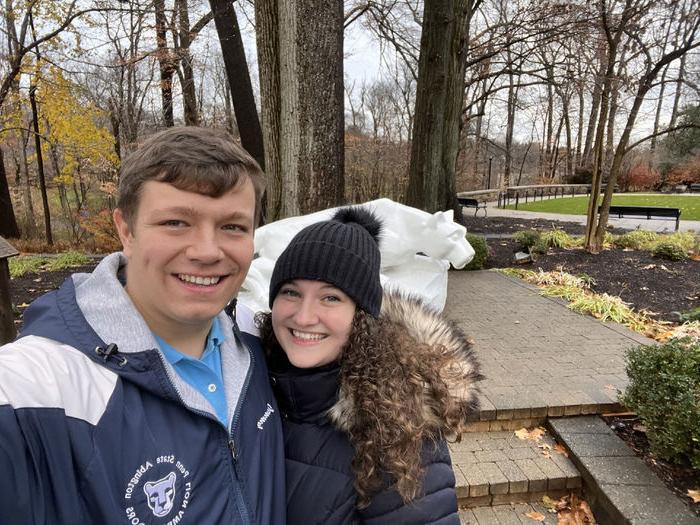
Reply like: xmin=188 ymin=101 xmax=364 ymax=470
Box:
xmin=0 ymin=0 xmax=698 ymax=252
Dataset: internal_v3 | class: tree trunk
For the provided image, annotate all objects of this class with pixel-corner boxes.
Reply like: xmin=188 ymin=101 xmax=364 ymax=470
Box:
xmin=154 ymin=0 xmax=175 ymax=127
xmin=18 ymin=129 xmax=37 ymax=236
xmin=575 ymin=83 xmax=584 ymax=170
xmin=669 ymin=53 xmax=687 ymax=128
xmin=407 ymin=0 xmax=474 ymax=215
xmin=29 ymin=84 xmax=52 ymax=246
xmin=503 ymin=69 xmax=516 ymax=188
xmin=210 ymin=0 xmax=265 ymax=168
xmin=176 ymin=0 xmax=199 ymax=126
xmin=256 ymin=0 xmax=344 ymax=220
xmin=0 ymin=147 xmax=20 ymax=238
xmin=582 ymin=49 xmax=605 ymax=167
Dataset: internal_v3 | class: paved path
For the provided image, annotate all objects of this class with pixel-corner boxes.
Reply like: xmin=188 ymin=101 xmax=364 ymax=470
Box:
xmin=480 ymin=201 xmax=700 ymax=233
xmin=444 ymin=270 xmax=652 ymax=427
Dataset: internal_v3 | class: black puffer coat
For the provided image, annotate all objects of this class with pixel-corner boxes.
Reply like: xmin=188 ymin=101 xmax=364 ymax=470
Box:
xmin=268 ymin=291 xmax=482 ymax=525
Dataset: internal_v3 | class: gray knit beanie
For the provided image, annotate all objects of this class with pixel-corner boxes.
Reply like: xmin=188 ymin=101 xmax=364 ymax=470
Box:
xmin=268 ymin=207 xmax=383 ymax=317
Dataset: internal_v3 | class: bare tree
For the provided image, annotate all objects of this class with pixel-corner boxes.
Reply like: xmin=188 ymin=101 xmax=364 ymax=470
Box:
xmin=209 ymin=0 xmax=264 ymax=167
xmin=585 ymin=0 xmax=700 ymax=252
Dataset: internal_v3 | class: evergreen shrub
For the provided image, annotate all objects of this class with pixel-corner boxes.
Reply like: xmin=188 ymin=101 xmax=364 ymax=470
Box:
xmin=463 ymin=234 xmax=488 ymax=271
xmin=622 ymin=337 xmax=700 ymax=468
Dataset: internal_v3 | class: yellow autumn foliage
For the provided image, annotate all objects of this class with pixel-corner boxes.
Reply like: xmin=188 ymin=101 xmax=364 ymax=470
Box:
xmin=36 ymin=66 xmax=118 ymax=184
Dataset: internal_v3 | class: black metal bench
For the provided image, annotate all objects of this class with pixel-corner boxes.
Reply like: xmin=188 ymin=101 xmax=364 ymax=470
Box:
xmin=458 ymin=197 xmax=487 ymax=217
xmin=689 ymin=183 xmax=700 ymax=192
xmin=599 ymin=205 xmax=681 ymax=231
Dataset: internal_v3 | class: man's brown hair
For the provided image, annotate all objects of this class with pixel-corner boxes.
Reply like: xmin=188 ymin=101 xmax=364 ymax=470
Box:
xmin=117 ymin=126 xmax=265 ymax=226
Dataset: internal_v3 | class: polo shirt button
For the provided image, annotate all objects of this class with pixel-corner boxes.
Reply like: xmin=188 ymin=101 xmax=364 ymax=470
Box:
xmin=208 ymin=384 xmax=217 ymax=393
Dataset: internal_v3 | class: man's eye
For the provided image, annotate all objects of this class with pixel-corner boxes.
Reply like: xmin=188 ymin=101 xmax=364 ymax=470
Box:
xmin=160 ymin=220 xmax=186 ymax=227
xmin=223 ymin=224 xmax=248 ymax=232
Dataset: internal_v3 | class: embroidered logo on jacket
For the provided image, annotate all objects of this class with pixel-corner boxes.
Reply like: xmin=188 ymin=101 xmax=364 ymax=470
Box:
xmin=257 ymin=402 xmax=275 ymax=430
xmin=144 ymin=472 xmax=177 ymax=517
xmin=124 ymin=454 xmax=192 ymax=524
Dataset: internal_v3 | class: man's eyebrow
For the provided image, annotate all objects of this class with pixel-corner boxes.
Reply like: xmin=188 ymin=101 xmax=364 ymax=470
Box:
xmin=152 ymin=207 xmax=252 ymax=223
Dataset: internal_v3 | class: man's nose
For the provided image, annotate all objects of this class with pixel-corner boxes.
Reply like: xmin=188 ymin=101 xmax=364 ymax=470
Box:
xmin=185 ymin=230 xmax=223 ymax=263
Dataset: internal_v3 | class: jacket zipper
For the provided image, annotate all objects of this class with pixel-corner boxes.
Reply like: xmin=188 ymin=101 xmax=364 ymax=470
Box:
xmin=153 ymin=346 xmax=253 ymax=525
xmin=227 ymin=327 xmax=255 ymax=525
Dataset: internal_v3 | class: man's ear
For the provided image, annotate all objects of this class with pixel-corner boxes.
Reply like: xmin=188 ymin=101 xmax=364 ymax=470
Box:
xmin=113 ymin=208 xmax=133 ymax=256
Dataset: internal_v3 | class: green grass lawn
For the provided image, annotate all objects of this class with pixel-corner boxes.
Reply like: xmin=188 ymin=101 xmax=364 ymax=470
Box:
xmin=505 ymin=194 xmax=700 ymax=221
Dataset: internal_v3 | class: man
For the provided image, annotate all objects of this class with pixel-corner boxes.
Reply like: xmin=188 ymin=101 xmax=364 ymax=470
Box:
xmin=0 ymin=127 xmax=285 ymax=524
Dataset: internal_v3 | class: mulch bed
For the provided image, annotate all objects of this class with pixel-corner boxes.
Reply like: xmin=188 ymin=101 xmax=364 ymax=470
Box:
xmin=484 ymin=239 xmax=699 ymax=323
xmin=9 ymin=264 xmax=96 ymax=331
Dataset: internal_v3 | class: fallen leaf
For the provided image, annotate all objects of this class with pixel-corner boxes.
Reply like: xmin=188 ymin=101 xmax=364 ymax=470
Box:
xmin=640 ymin=264 xmax=657 ymax=270
xmin=554 ymin=443 xmax=569 ymax=457
xmin=632 ymin=423 xmax=647 ymax=433
xmin=604 ymin=384 xmax=617 ymax=391
xmin=688 ymin=489 xmax=700 ymax=503
xmin=33 ymin=277 xmax=42 ymax=282
xmin=660 ymin=264 xmax=670 ymax=271
xmin=690 ymin=255 xmax=700 ymax=261
xmin=525 ymin=511 xmax=545 ymax=521
xmin=17 ymin=303 xmax=30 ymax=308
xmin=557 ymin=495 xmax=597 ymax=524
xmin=515 ymin=427 xmax=546 ymax=441
xmin=540 ymin=450 xmax=551 ymax=458
xmin=541 ymin=495 xmax=558 ymax=512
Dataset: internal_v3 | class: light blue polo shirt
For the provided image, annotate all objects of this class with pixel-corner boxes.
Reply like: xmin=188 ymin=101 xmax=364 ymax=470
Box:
xmin=153 ymin=317 xmax=228 ymax=425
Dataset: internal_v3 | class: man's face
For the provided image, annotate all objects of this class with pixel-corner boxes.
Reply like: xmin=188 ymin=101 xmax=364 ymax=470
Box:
xmin=113 ymin=179 xmax=256 ymax=336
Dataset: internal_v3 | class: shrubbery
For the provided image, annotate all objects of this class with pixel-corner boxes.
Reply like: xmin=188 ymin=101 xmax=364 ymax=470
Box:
xmin=513 ymin=230 xmax=541 ymax=250
xmin=653 ymin=239 xmax=688 ymax=261
xmin=463 ymin=234 xmax=488 ymax=270
xmin=622 ymin=337 xmax=700 ymax=468
xmin=540 ymin=229 xmax=576 ymax=249
xmin=613 ymin=231 xmax=659 ymax=250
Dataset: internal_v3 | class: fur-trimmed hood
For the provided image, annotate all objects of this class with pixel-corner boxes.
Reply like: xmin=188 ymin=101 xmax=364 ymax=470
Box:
xmin=327 ymin=289 xmax=482 ymax=435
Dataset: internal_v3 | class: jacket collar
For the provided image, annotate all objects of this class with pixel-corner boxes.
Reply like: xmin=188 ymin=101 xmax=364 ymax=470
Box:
xmin=268 ymin=349 xmax=340 ymax=424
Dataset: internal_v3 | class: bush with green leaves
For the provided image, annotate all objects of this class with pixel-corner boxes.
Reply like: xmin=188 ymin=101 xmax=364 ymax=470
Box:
xmin=513 ymin=230 xmax=541 ymax=250
xmin=680 ymin=307 xmax=700 ymax=323
xmin=462 ymin=234 xmax=488 ymax=271
xmin=621 ymin=337 xmax=700 ymax=468
xmin=540 ymin=229 xmax=575 ymax=249
xmin=614 ymin=231 xmax=659 ymax=250
xmin=653 ymin=239 xmax=688 ymax=261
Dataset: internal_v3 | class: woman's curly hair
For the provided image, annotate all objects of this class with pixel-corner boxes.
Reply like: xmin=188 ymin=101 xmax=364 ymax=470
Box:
xmin=256 ymin=305 xmax=477 ymax=508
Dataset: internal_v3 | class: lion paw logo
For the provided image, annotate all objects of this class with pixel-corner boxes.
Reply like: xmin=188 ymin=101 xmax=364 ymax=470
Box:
xmin=143 ymin=472 xmax=176 ymax=517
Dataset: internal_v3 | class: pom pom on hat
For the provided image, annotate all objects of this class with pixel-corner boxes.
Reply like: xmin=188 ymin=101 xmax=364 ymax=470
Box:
xmin=269 ymin=207 xmax=383 ymax=316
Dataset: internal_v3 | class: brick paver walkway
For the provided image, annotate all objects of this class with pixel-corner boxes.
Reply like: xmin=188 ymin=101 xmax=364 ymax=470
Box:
xmin=444 ymin=270 xmax=653 ymax=426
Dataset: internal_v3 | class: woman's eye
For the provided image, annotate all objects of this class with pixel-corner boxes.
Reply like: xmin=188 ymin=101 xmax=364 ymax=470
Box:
xmin=280 ymin=288 xmax=300 ymax=298
xmin=324 ymin=295 xmax=341 ymax=303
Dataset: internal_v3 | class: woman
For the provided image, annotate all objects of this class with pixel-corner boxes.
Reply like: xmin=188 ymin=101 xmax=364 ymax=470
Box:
xmin=257 ymin=207 xmax=482 ymax=524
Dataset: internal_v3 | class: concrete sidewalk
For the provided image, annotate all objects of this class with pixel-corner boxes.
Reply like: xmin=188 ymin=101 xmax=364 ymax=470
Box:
xmin=479 ymin=201 xmax=700 ymax=233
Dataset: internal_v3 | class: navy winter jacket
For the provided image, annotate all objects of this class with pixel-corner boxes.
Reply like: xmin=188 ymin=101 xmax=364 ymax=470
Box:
xmin=0 ymin=253 xmax=286 ymax=525
xmin=266 ymin=291 xmax=482 ymax=525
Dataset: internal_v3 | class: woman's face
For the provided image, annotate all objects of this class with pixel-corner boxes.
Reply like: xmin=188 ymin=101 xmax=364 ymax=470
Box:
xmin=271 ymin=279 xmax=356 ymax=368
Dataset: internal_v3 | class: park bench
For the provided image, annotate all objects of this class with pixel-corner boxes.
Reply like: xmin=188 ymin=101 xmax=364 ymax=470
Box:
xmin=689 ymin=183 xmax=700 ymax=192
xmin=599 ymin=205 xmax=681 ymax=231
xmin=458 ymin=197 xmax=488 ymax=217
